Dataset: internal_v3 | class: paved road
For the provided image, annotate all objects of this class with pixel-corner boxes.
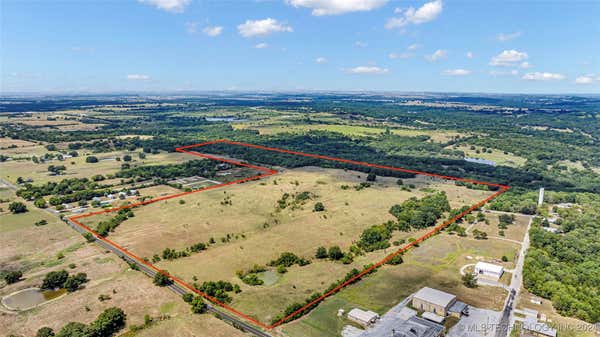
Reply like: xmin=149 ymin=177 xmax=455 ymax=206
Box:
xmin=1 ymin=177 xmax=270 ymax=337
xmin=494 ymin=215 xmax=533 ymax=337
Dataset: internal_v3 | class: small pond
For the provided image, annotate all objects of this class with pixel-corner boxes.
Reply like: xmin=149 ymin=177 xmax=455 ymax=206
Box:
xmin=1 ymin=288 xmax=66 ymax=311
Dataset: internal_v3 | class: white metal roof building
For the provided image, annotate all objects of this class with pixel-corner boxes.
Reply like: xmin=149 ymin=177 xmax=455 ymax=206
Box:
xmin=474 ymin=262 xmax=504 ymax=280
xmin=348 ymin=308 xmax=380 ymax=327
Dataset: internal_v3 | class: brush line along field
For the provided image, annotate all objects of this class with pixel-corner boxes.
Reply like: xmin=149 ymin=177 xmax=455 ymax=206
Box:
xmin=66 ymin=139 xmax=509 ymax=331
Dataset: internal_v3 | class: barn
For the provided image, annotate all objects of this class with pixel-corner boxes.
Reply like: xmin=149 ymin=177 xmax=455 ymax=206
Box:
xmin=474 ymin=262 xmax=504 ymax=281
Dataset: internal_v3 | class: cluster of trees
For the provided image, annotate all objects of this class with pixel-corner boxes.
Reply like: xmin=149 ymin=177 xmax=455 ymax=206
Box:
xmin=96 ymin=208 xmax=134 ymax=237
xmin=16 ymin=177 xmax=104 ymax=200
xmin=154 ymin=241 xmax=208 ymax=262
xmin=8 ymin=201 xmax=28 ymax=214
xmin=472 ymin=229 xmax=488 ymax=240
xmin=523 ymin=196 xmax=600 ymax=323
xmin=182 ymin=293 xmax=208 ymax=314
xmin=389 ymin=192 xmax=451 ymax=230
xmin=237 ymin=264 xmax=267 ymax=285
xmin=41 ymin=270 xmax=88 ymax=292
xmin=115 ymin=160 xmax=217 ymax=180
xmin=35 ymin=307 xmax=126 ymax=337
xmin=152 ymin=271 xmax=172 ymax=287
xmin=194 ymin=280 xmax=240 ymax=304
xmin=268 ymin=252 xmax=310 ymax=268
xmin=315 ymin=245 xmax=351 ymax=263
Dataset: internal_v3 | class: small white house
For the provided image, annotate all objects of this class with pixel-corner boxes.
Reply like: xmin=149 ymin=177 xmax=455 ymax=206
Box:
xmin=474 ymin=262 xmax=504 ymax=281
xmin=347 ymin=308 xmax=379 ymax=327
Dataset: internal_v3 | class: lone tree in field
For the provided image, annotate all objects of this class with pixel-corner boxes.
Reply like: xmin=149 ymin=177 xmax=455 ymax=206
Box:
xmin=328 ymin=246 xmax=344 ymax=260
xmin=153 ymin=271 xmax=172 ymax=286
xmin=86 ymin=156 xmax=99 ymax=163
xmin=315 ymin=246 xmax=328 ymax=259
xmin=313 ymin=202 xmax=325 ymax=212
xmin=462 ymin=273 xmax=478 ymax=288
xmin=8 ymin=201 xmax=28 ymax=214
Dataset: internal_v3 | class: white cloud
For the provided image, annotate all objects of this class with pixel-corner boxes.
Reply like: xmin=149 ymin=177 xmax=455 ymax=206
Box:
xmin=345 ymin=66 xmax=389 ymax=74
xmin=407 ymin=43 xmax=420 ymax=50
xmin=127 ymin=74 xmax=151 ymax=81
xmin=496 ymin=31 xmax=522 ymax=42
xmin=442 ymin=69 xmax=471 ymax=76
xmin=138 ymin=0 xmax=191 ymax=13
xmin=389 ymin=52 xmax=413 ymax=59
xmin=466 ymin=51 xmax=473 ymax=59
xmin=520 ymin=61 xmax=532 ymax=69
xmin=203 ymin=25 xmax=223 ymax=37
xmin=425 ymin=49 xmax=446 ymax=62
xmin=522 ymin=72 xmax=565 ymax=81
xmin=237 ymin=18 xmax=293 ymax=37
xmin=489 ymin=49 xmax=528 ymax=67
xmin=315 ymin=57 xmax=327 ymax=63
xmin=575 ymin=74 xmax=600 ymax=84
xmin=287 ymin=0 xmax=387 ymax=16
xmin=254 ymin=42 xmax=269 ymax=49
xmin=355 ymin=41 xmax=368 ymax=48
xmin=385 ymin=0 xmax=443 ymax=29
xmin=490 ymin=69 xmax=519 ymax=76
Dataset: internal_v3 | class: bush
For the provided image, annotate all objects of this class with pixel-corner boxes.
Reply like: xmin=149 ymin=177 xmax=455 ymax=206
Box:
xmin=182 ymin=293 xmax=194 ymax=303
xmin=41 ymin=270 xmax=69 ymax=289
xmin=85 ymin=156 xmax=99 ymax=163
xmin=366 ymin=173 xmax=376 ymax=182
xmin=328 ymin=246 xmax=343 ymax=260
xmin=313 ymin=202 xmax=325 ymax=212
xmin=462 ymin=273 xmax=477 ymax=288
xmin=315 ymin=246 xmax=328 ymax=259
xmin=153 ymin=271 xmax=172 ymax=286
xmin=190 ymin=296 xmax=207 ymax=314
xmin=34 ymin=198 xmax=47 ymax=208
xmin=8 ymin=201 xmax=28 ymax=214
xmin=35 ymin=327 xmax=54 ymax=337
xmin=4 ymin=270 xmax=23 ymax=284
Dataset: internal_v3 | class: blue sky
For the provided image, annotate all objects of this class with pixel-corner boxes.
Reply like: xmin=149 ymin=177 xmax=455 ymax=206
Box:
xmin=1 ymin=0 xmax=599 ymax=93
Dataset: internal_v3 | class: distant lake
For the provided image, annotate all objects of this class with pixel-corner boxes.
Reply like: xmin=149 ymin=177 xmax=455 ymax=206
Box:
xmin=464 ymin=157 xmax=497 ymax=166
xmin=205 ymin=117 xmax=246 ymax=122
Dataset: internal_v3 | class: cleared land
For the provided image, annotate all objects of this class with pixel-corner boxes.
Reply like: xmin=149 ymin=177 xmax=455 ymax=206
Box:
xmin=0 ymin=150 xmax=189 ymax=184
xmin=282 ymin=232 xmax=516 ymax=337
xmin=79 ymin=166 xmax=493 ymax=323
xmin=233 ymin=123 xmax=463 ymax=143
xmin=449 ymin=144 xmax=527 ymax=167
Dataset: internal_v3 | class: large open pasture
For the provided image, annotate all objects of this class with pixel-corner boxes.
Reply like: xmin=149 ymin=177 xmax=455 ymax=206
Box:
xmin=79 ymin=166 xmax=493 ymax=323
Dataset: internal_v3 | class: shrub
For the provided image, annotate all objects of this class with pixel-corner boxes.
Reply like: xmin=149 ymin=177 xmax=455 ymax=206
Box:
xmin=4 ymin=270 xmax=23 ymax=284
xmin=8 ymin=201 xmax=28 ymax=214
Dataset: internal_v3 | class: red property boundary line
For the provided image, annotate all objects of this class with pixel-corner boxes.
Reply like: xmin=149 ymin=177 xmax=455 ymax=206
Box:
xmin=68 ymin=139 xmax=509 ymax=331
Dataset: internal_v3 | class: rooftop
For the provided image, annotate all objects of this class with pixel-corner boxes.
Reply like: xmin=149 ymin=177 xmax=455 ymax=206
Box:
xmin=475 ymin=262 xmax=504 ymax=274
xmin=413 ymin=287 xmax=456 ymax=308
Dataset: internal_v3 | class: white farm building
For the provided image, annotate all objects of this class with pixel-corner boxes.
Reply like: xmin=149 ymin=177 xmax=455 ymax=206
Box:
xmin=347 ymin=308 xmax=380 ymax=327
xmin=474 ymin=262 xmax=504 ymax=281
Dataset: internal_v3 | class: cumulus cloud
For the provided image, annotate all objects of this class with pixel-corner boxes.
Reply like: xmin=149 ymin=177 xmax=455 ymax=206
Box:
xmin=575 ymin=74 xmax=600 ymax=84
xmin=489 ymin=50 xmax=528 ymax=67
xmin=345 ymin=66 xmax=389 ymax=74
xmin=522 ymin=72 xmax=565 ymax=81
xmin=138 ymin=0 xmax=191 ymax=13
xmin=203 ymin=25 xmax=223 ymax=37
xmin=496 ymin=31 xmax=522 ymax=42
xmin=127 ymin=74 xmax=151 ymax=80
xmin=286 ymin=0 xmax=387 ymax=16
xmin=520 ymin=61 xmax=532 ymax=69
xmin=442 ymin=69 xmax=471 ymax=76
xmin=386 ymin=0 xmax=443 ymax=29
xmin=254 ymin=42 xmax=269 ymax=49
xmin=237 ymin=18 xmax=293 ymax=37
xmin=315 ymin=57 xmax=327 ymax=63
xmin=425 ymin=49 xmax=446 ymax=62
